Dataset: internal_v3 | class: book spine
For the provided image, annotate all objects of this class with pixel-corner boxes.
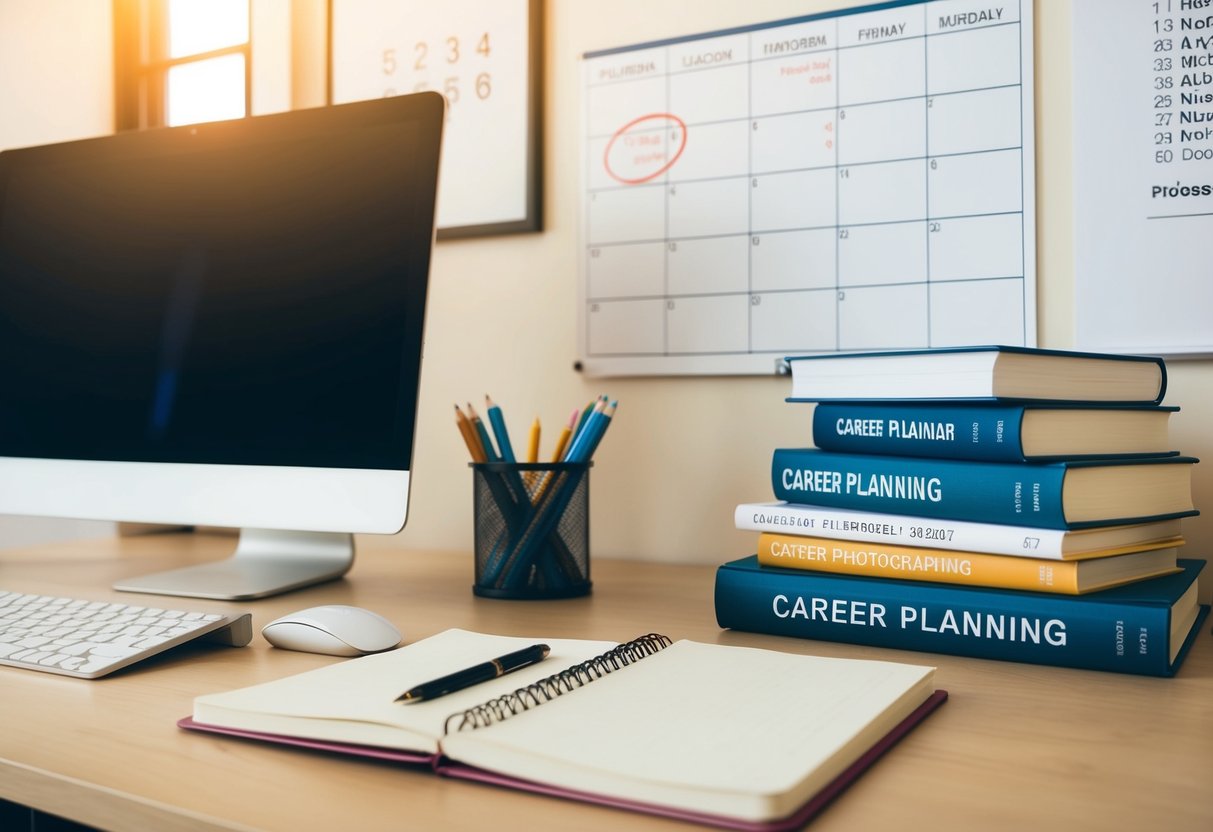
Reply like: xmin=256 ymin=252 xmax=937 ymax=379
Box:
xmin=771 ymin=449 xmax=1070 ymax=528
xmin=734 ymin=503 xmax=1073 ymax=558
xmin=714 ymin=564 xmax=1174 ymax=676
xmin=756 ymin=532 xmax=1082 ymax=593
xmin=812 ymin=403 xmax=1027 ymax=462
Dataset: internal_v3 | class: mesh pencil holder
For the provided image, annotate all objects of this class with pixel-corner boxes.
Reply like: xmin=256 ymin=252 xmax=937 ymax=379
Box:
xmin=471 ymin=461 xmax=592 ymax=599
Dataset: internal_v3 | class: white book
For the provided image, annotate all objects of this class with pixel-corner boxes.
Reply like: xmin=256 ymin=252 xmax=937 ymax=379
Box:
xmin=783 ymin=346 xmax=1166 ymax=403
xmin=735 ymin=502 xmax=1185 ymax=560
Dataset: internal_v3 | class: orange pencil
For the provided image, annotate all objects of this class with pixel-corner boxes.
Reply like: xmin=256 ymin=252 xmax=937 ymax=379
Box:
xmin=551 ymin=408 xmax=578 ymax=461
xmin=454 ymin=404 xmax=487 ymax=462
xmin=466 ymin=402 xmax=498 ymax=461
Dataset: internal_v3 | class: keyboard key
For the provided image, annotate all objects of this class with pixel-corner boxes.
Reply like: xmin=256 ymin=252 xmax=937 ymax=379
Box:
xmin=0 ymin=589 xmax=250 ymax=678
xmin=88 ymin=643 xmax=142 ymax=659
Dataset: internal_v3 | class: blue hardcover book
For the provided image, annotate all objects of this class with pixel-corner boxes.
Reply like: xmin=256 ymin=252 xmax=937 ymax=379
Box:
xmin=714 ymin=556 xmax=1208 ymax=677
xmin=771 ymin=448 xmax=1198 ymax=529
xmin=810 ymin=402 xmax=1179 ymax=462
xmin=784 ymin=346 xmax=1167 ymax=405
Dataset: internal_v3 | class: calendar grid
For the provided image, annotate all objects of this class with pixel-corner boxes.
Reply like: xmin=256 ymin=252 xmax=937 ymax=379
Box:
xmin=587 ymin=145 xmax=1024 ymax=196
xmin=1016 ymin=13 xmax=1028 ymax=347
xmin=832 ymin=15 xmax=841 ymax=352
xmin=584 ymin=83 xmax=1026 ymax=141
xmin=923 ymin=3 xmax=931 ymax=345
xmin=584 ymin=273 xmax=1026 ymax=308
xmin=587 ymin=207 xmax=1026 ymax=248
xmin=580 ymin=0 xmax=1036 ymax=375
xmin=662 ymin=48 xmax=671 ymax=356
xmin=746 ymin=32 xmax=755 ymax=354
xmin=583 ymin=19 xmax=1020 ymax=83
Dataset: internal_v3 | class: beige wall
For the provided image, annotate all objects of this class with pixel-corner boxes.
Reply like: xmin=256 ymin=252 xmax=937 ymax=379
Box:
xmin=4 ymin=2 xmax=1211 ymax=602
xmin=323 ymin=0 xmax=1210 ymax=605
xmin=0 ymin=0 xmax=118 ymax=548
xmin=0 ymin=0 xmax=113 ymax=151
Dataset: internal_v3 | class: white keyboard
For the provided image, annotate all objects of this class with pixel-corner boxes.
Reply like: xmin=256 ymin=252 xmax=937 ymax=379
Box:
xmin=0 ymin=590 xmax=252 ymax=679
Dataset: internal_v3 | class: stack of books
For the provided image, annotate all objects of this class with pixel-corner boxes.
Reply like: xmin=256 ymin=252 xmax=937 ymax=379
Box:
xmin=715 ymin=346 xmax=1209 ymax=677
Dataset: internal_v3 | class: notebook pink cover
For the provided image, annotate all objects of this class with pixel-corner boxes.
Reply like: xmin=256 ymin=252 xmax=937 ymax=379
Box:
xmin=176 ymin=718 xmax=435 ymax=765
xmin=179 ymin=689 xmax=947 ymax=830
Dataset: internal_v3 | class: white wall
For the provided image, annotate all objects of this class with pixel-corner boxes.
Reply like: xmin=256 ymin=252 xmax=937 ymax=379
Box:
xmin=0 ymin=0 xmax=113 ymax=150
xmin=366 ymin=0 xmax=1213 ymax=605
xmin=4 ymin=2 xmax=1211 ymax=605
xmin=0 ymin=0 xmax=117 ymax=548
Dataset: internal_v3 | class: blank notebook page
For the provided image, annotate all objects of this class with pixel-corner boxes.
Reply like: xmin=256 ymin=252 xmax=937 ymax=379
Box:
xmin=440 ymin=640 xmax=935 ymax=823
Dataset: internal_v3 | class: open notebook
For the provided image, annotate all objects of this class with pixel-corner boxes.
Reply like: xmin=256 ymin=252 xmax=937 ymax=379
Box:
xmin=182 ymin=629 xmax=946 ymax=831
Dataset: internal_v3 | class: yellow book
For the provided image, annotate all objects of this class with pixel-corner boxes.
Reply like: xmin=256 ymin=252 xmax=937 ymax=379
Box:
xmin=757 ymin=532 xmax=1181 ymax=594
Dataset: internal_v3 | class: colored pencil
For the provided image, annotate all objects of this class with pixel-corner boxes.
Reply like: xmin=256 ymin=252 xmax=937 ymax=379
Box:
xmin=563 ymin=398 xmax=606 ymax=463
xmin=454 ymin=404 xmax=487 ymax=463
xmin=485 ymin=395 xmax=517 ymax=462
xmin=466 ymin=402 xmax=499 ymax=462
xmin=551 ymin=408 xmax=578 ymax=462
xmin=527 ymin=418 xmax=541 ymax=462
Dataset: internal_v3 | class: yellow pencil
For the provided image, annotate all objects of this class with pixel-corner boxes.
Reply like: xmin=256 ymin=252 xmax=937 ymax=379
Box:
xmin=527 ymin=418 xmax=541 ymax=463
xmin=523 ymin=417 xmax=541 ymax=488
xmin=454 ymin=404 xmax=486 ymax=463
xmin=551 ymin=408 xmax=578 ymax=462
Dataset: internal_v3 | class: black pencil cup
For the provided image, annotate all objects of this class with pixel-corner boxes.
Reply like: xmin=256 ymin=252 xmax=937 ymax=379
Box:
xmin=471 ymin=462 xmax=592 ymax=599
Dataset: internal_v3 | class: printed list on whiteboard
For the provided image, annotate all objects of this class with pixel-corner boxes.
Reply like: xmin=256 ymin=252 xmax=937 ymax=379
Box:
xmin=1073 ymin=0 xmax=1213 ymax=356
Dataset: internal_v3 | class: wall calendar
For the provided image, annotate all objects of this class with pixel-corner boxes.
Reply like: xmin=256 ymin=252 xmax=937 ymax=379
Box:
xmin=578 ymin=0 xmax=1036 ymax=376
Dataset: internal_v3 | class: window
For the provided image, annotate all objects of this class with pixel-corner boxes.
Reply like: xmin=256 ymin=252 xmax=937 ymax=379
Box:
xmin=114 ymin=0 xmax=251 ymax=130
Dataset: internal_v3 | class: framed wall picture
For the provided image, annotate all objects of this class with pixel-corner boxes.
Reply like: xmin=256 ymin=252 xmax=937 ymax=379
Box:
xmin=328 ymin=0 xmax=541 ymax=239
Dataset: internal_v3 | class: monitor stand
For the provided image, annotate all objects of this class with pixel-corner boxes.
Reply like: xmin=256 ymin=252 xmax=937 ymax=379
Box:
xmin=113 ymin=528 xmax=355 ymax=601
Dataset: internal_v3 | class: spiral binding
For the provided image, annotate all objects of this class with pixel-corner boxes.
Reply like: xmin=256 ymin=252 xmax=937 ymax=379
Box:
xmin=443 ymin=633 xmax=672 ymax=735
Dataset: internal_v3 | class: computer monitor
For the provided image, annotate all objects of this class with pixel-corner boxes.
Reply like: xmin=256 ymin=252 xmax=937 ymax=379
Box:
xmin=0 ymin=92 xmax=444 ymax=600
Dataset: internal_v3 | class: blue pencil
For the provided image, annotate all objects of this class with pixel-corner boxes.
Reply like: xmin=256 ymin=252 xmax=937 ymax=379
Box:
xmin=485 ymin=395 xmax=517 ymax=463
xmin=578 ymin=399 xmax=616 ymax=461
xmin=498 ymin=400 xmax=619 ymax=588
xmin=563 ymin=398 xmax=606 ymax=463
xmin=573 ymin=397 xmax=599 ymax=441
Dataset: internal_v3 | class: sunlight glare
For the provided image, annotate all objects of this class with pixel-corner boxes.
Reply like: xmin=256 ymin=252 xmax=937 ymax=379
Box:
xmin=168 ymin=0 xmax=249 ymax=58
xmin=167 ymin=54 xmax=246 ymax=126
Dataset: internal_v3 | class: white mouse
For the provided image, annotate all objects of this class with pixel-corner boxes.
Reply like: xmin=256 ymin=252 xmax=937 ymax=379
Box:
xmin=261 ymin=605 xmax=402 ymax=657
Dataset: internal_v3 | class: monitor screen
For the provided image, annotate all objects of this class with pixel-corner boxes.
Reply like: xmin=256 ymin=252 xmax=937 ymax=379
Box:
xmin=0 ymin=93 xmax=445 ymax=599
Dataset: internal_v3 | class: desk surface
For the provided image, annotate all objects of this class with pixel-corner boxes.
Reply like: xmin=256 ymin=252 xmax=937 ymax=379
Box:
xmin=0 ymin=532 xmax=1211 ymax=832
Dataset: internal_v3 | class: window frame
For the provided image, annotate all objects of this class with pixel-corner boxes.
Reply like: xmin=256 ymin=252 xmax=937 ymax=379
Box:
xmin=113 ymin=0 xmax=252 ymax=131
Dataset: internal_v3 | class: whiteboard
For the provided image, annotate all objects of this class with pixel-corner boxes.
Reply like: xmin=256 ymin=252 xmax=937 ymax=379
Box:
xmin=330 ymin=0 xmax=541 ymax=238
xmin=1072 ymin=0 xmax=1213 ymax=356
xmin=578 ymin=0 xmax=1036 ymax=376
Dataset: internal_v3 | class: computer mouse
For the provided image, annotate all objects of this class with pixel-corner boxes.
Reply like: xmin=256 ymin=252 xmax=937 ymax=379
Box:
xmin=261 ymin=605 xmax=402 ymax=657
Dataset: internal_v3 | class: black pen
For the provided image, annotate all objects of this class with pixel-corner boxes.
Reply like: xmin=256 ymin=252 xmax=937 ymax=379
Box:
xmin=396 ymin=643 xmax=550 ymax=703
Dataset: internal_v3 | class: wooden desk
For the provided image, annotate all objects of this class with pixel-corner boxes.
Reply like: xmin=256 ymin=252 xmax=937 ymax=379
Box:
xmin=1 ymin=532 xmax=1211 ymax=831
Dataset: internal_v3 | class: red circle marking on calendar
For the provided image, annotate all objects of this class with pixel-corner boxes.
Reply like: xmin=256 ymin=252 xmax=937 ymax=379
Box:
xmin=603 ymin=113 xmax=688 ymax=185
